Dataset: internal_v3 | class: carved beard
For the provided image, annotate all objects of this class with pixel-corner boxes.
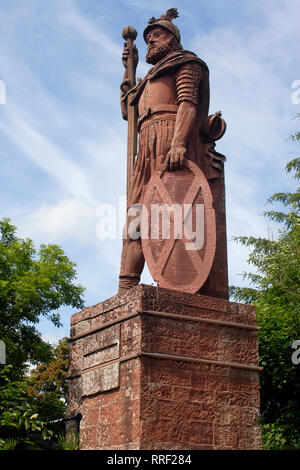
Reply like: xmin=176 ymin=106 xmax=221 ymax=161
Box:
xmin=146 ymin=35 xmax=178 ymax=65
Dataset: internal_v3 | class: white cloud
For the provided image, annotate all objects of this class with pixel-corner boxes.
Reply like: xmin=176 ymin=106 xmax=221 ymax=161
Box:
xmin=21 ymin=198 xmax=97 ymax=245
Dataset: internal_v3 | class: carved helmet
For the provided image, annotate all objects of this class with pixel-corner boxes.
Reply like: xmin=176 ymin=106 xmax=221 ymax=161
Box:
xmin=143 ymin=8 xmax=182 ymax=47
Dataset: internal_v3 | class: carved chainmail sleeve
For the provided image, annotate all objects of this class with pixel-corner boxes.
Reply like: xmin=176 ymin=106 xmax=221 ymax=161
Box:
xmin=175 ymin=62 xmax=202 ymax=105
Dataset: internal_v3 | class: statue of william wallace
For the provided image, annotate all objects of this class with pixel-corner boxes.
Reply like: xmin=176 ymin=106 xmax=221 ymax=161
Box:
xmin=118 ymin=9 xmax=228 ymax=299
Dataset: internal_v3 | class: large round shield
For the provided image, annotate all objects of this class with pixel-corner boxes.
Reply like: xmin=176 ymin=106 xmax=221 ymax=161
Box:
xmin=141 ymin=159 xmax=216 ymax=294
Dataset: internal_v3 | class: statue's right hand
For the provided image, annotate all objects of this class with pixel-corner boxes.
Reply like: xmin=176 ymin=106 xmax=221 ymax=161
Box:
xmin=122 ymin=42 xmax=139 ymax=69
xmin=122 ymin=43 xmax=129 ymax=68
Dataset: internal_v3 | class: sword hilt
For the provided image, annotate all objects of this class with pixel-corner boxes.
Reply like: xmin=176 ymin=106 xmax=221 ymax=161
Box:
xmin=122 ymin=26 xmax=138 ymax=88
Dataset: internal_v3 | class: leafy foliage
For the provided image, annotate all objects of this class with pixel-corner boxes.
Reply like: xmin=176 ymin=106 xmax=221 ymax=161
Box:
xmin=0 ymin=438 xmax=18 ymax=450
xmin=0 ymin=339 xmax=78 ymax=449
xmin=230 ymin=129 xmax=300 ymax=449
xmin=0 ymin=365 xmax=53 ymax=449
xmin=27 ymin=338 xmax=70 ymax=443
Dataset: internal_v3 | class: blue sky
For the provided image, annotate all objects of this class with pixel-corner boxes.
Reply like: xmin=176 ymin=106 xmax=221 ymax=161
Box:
xmin=0 ymin=0 xmax=299 ymax=344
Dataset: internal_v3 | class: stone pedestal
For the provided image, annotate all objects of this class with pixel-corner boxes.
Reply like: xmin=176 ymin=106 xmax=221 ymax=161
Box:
xmin=67 ymin=284 xmax=262 ymax=450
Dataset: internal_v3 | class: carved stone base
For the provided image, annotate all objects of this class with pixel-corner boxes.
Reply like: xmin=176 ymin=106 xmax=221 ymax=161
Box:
xmin=67 ymin=284 xmax=262 ymax=450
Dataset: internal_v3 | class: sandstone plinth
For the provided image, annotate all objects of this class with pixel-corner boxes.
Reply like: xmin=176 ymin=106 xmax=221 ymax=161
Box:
xmin=67 ymin=284 xmax=262 ymax=450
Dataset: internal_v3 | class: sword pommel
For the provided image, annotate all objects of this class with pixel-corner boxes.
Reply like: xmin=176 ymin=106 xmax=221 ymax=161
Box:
xmin=122 ymin=26 xmax=137 ymax=42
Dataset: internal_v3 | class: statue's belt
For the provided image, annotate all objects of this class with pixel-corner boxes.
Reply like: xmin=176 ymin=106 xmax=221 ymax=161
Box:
xmin=137 ymin=104 xmax=178 ymax=131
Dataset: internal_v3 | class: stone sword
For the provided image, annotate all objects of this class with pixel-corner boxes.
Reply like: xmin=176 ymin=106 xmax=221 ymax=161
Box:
xmin=122 ymin=26 xmax=138 ymax=203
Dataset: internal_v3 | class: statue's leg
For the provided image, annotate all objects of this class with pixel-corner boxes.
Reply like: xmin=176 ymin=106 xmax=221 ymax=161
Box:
xmin=118 ymin=206 xmax=145 ymax=293
xmin=118 ymin=237 xmax=145 ymax=293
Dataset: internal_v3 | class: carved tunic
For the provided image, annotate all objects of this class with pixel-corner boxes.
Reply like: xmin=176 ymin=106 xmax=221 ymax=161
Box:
xmin=129 ymin=67 xmax=201 ymax=205
xmin=138 ymin=75 xmax=178 ymax=114
xmin=128 ymin=55 xmax=207 ymax=207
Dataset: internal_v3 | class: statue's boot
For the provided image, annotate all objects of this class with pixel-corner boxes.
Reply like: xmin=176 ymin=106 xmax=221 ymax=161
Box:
xmin=118 ymin=273 xmax=140 ymax=293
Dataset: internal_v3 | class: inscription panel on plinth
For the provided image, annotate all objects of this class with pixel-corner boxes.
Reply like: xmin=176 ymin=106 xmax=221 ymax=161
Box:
xmin=82 ymin=363 xmax=119 ymax=396
xmin=81 ymin=324 xmax=120 ymax=396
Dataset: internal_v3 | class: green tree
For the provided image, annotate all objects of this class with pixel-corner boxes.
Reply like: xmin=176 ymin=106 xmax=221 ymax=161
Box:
xmin=0 ymin=219 xmax=85 ymax=448
xmin=0 ymin=365 xmax=53 ymax=449
xmin=230 ymin=137 xmax=300 ymax=448
xmin=0 ymin=218 xmax=84 ymax=377
xmin=27 ymin=338 xmax=69 ymax=440
xmin=0 ymin=339 xmax=73 ymax=450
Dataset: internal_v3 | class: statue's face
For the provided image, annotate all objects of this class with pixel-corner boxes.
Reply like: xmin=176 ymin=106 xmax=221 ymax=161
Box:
xmin=145 ymin=26 xmax=176 ymax=65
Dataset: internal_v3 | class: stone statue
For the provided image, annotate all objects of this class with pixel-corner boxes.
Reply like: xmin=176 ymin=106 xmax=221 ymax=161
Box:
xmin=118 ymin=9 xmax=228 ymax=299
xmin=67 ymin=13 xmax=261 ymax=450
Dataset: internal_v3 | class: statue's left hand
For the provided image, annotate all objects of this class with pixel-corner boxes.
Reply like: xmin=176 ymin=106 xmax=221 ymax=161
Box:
xmin=162 ymin=145 xmax=186 ymax=171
